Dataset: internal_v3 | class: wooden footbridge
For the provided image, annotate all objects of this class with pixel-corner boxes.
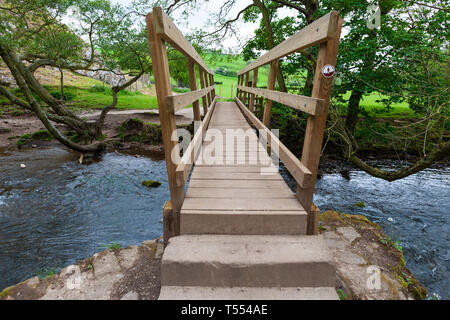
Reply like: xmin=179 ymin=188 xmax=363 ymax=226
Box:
xmin=146 ymin=7 xmax=343 ymax=300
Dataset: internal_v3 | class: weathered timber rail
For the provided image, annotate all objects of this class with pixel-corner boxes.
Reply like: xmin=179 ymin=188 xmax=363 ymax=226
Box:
xmin=146 ymin=7 xmax=343 ymax=300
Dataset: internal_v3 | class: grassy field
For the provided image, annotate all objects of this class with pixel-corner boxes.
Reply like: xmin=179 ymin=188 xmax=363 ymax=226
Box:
xmin=66 ymin=85 xmax=158 ymax=110
xmin=0 ymin=84 xmax=158 ymax=112
xmin=339 ymin=92 xmax=414 ymax=118
xmin=204 ymin=54 xmax=269 ymax=98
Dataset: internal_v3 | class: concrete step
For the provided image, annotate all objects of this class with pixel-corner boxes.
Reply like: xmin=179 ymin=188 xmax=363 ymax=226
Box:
xmin=159 ymin=286 xmax=338 ymax=300
xmin=161 ymin=235 xmax=335 ymax=288
xmin=180 ymin=209 xmax=307 ymax=235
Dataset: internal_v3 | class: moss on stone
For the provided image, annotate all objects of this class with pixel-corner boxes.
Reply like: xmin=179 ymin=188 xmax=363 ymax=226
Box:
xmin=0 ymin=285 xmax=15 ymax=299
xmin=320 ymin=210 xmax=345 ymax=223
xmin=410 ymin=282 xmax=427 ymax=300
xmin=399 ymin=252 xmax=406 ymax=267
xmin=31 ymin=130 xmax=53 ymax=141
xmin=397 ymin=275 xmax=409 ymax=289
xmin=353 ymin=201 xmax=365 ymax=208
xmin=142 ymin=180 xmax=161 ymax=188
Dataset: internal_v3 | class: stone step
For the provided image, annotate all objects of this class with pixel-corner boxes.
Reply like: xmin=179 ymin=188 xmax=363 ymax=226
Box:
xmin=161 ymin=235 xmax=335 ymax=288
xmin=180 ymin=209 xmax=307 ymax=235
xmin=159 ymin=286 xmax=338 ymax=300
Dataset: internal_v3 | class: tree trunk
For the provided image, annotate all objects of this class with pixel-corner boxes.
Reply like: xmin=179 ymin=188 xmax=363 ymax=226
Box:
xmin=59 ymin=68 xmax=64 ymax=100
xmin=253 ymin=0 xmax=287 ymax=92
xmin=303 ymin=65 xmax=314 ymax=96
xmin=345 ymin=90 xmax=363 ymax=134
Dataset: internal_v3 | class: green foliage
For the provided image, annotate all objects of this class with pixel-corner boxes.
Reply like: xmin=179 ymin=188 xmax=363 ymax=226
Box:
xmin=36 ymin=266 xmax=60 ymax=279
xmin=215 ymin=67 xmax=237 ymax=77
xmin=168 ymin=50 xmax=189 ymax=87
xmin=99 ymin=241 xmax=122 ymax=251
xmin=337 ymin=289 xmax=348 ymax=300
xmin=65 ymin=130 xmax=81 ymax=143
xmin=88 ymin=84 xmax=142 ymax=97
xmin=379 ymin=218 xmax=403 ymax=252
xmin=88 ymin=85 xmax=108 ymax=93
xmin=269 ymin=102 xmax=308 ymax=155
xmin=16 ymin=129 xmax=53 ymax=145
xmin=172 ymin=87 xmax=191 ymax=93
xmin=238 ymin=0 xmax=447 ymax=136
xmin=50 ymin=91 xmax=75 ymax=101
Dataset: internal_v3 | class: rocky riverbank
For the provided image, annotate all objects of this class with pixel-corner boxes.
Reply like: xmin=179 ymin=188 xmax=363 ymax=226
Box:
xmin=0 ymin=239 xmax=164 ymax=300
xmin=0 ymin=212 xmax=426 ymax=300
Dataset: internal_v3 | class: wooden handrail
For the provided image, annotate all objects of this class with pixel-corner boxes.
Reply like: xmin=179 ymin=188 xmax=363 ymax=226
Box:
xmin=235 ymin=97 xmax=313 ymax=188
xmin=147 ymin=7 xmax=216 ymax=241
xmin=165 ymin=85 xmax=215 ymax=113
xmin=237 ymin=85 xmax=325 ymax=116
xmin=176 ymin=97 xmax=218 ymax=186
xmin=237 ymin=11 xmax=339 ymax=76
xmin=153 ymin=7 xmax=213 ymax=74
xmin=235 ymin=12 xmax=343 ymax=234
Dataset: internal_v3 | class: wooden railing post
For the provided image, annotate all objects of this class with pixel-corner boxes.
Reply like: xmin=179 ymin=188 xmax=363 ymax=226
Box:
xmin=296 ymin=17 xmax=343 ymax=235
xmin=240 ymin=74 xmax=244 ymax=101
xmin=146 ymin=10 xmax=184 ymax=239
xmin=262 ymin=60 xmax=278 ymax=127
xmin=249 ymin=68 xmax=259 ymax=113
xmin=187 ymin=59 xmax=201 ymax=121
xmin=204 ymin=71 xmax=212 ymax=106
xmin=244 ymin=72 xmax=250 ymax=106
xmin=236 ymin=75 xmax=240 ymax=99
xmin=209 ymin=74 xmax=216 ymax=99
xmin=199 ymin=69 xmax=208 ymax=115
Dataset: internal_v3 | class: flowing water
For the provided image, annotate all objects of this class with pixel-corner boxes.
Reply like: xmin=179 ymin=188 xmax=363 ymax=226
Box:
xmin=0 ymin=147 xmax=448 ymax=299
xmin=0 ymin=147 xmax=169 ymax=291
xmin=281 ymin=163 xmax=450 ymax=299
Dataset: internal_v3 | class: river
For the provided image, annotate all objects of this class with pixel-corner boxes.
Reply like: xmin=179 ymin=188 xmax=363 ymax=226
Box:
xmin=0 ymin=147 xmax=448 ymax=299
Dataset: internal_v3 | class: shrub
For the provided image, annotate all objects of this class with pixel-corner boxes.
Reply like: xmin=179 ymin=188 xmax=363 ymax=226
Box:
xmin=88 ymin=84 xmax=107 ymax=93
xmin=50 ymin=91 xmax=74 ymax=101
xmin=215 ymin=67 xmax=237 ymax=77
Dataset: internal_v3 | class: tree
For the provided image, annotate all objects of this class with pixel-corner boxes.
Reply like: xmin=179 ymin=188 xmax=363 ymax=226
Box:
xmin=189 ymin=0 xmax=449 ymax=181
xmin=168 ymin=50 xmax=189 ymax=87
xmin=0 ymin=0 xmax=154 ymax=152
xmin=325 ymin=0 xmax=449 ymax=180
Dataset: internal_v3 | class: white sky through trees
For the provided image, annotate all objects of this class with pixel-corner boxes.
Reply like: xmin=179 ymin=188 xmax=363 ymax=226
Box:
xmin=110 ymin=0 xmax=296 ymax=51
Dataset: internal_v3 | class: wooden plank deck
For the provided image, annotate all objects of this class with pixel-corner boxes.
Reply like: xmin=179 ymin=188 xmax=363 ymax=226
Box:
xmin=180 ymin=101 xmax=307 ymax=235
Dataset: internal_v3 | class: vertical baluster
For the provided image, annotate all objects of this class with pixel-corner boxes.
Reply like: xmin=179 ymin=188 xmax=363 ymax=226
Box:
xmin=187 ymin=60 xmax=201 ymax=121
xmin=199 ymin=69 xmax=208 ymax=115
xmin=249 ymin=68 xmax=259 ymax=113
xmin=262 ymin=60 xmax=278 ymax=127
